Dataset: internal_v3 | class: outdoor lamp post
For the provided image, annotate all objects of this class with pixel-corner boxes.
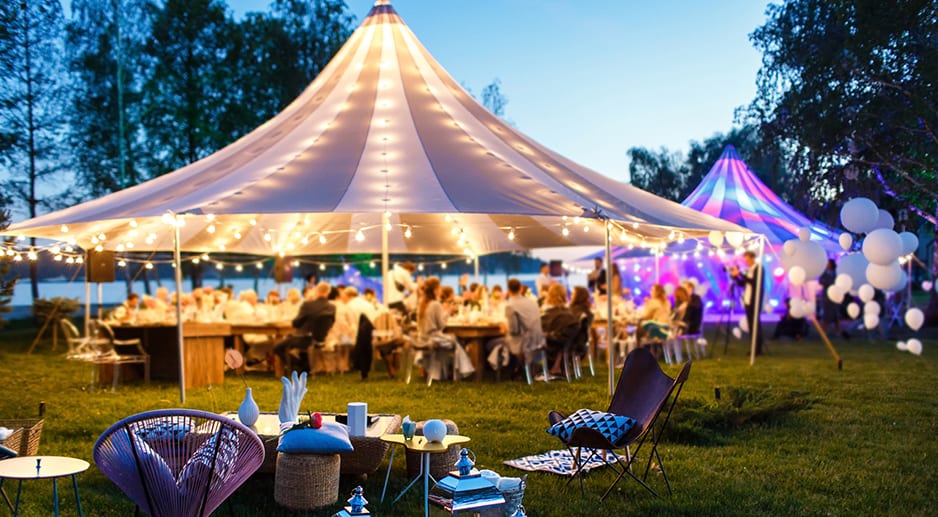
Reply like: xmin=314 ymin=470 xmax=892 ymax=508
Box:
xmin=429 ymin=448 xmax=505 ymax=516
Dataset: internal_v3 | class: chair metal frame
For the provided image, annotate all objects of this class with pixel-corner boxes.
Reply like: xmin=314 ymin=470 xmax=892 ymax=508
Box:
xmin=93 ymin=408 xmax=264 ymax=517
xmin=549 ymin=348 xmax=691 ymax=500
xmin=92 ymin=320 xmax=151 ymax=392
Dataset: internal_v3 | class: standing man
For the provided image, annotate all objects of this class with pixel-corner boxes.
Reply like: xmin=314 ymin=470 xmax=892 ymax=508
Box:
xmin=587 ymin=257 xmax=606 ymax=295
xmin=386 ymin=261 xmax=417 ymax=316
xmin=730 ymin=251 xmax=764 ymax=356
xmin=535 ymin=263 xmax=552 ymax=300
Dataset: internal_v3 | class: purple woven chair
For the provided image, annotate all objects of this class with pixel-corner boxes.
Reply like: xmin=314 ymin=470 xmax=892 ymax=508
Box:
xmin=93 ymin=409 xmax=264 ymax=516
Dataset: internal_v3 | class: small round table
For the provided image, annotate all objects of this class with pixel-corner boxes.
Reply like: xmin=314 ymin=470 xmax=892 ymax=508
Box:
xmin=0 ymin=456 xmax=89 ymax=517
xmin=380 ymin=434 xmax=470 ymax=517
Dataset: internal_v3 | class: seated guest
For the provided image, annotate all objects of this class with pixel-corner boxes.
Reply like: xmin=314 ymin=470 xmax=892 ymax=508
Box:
xmin=568 ymin=286 xmax=593 ymax=356
xmin=110 ymin=293 xmax=140 ymax=323
xmin=489 ymin=285 xmax=507 ymax=322
xmin=680 ymin=281 xmax=704 ymax=335
xmin=503 ymin=278 xmax=545 ymax=378
xmin=280 ymin=288 xmax=303 ymax=321
xmin=440 ymin=286 xmax=459 ymax=316
xmin=417 ymin=277 xmax=474 ymax=380
xmin=273 ymin=282 xmax=335 ymax=375
xmin=541 ymin=284 xmax=579 ymax=374
xmin=639 ymin=284 xmax=672 ymax=342
xmin=264 ymin=289 xmax=282 ymax=320
xmin=363 ymin=288 xmax=380 ymax=309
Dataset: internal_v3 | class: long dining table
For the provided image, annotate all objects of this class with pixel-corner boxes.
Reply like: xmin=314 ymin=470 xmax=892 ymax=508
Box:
xmin=444 ymin=322 xmax=506 ymax=381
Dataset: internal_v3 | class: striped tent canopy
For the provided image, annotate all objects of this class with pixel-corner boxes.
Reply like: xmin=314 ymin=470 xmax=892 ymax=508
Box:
xmin=3 ymin=1 xmax=744 ymax=257
xmin=682 ymin=145 xmax=839 ymax=249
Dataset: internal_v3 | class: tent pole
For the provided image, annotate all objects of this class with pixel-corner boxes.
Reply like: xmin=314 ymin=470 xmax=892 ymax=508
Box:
xmin=173 ymin=220 xmax=186 ymax=403
xmin=97 ymin=283 xmax=103 ymax=319
xmin=605 ymin=221 xmax=614 ymax=396
xmin=474 ymin=256 xmax=480 ymax=284
xmin=84 ymin=278 xmax=91 ymax=337
xmin=381 ymin=212 xmax=390 ymax=307
xmin=750 ymin=236 xmax=765 ymax=366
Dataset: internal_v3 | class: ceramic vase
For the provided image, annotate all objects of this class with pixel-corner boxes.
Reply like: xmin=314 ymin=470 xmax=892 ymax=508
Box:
xmin=238 ymin=387 xmax=259 ymax=427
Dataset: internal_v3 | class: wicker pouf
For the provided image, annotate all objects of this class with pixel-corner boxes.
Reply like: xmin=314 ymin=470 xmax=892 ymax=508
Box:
xmin=274 ymin=452 xmax=340 ymax=510
xmin=406 ymin=419 xmax=460 ymax=479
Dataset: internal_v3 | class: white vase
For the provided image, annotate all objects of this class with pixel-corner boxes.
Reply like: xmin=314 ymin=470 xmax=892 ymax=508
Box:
xmin=238 ymin=387 xmax=259 ymax=427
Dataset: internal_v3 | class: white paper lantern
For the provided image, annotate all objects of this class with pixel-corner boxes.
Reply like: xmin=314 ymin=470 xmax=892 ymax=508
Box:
xmin=907 ymin=339 xmax=923 ymax=356
xmin=896 ymin=341 xmax=908 ymax=351
xmin=707 ymin=230 xmax=723 ymax=247
xmin=874 ymin=209 xmax=895 ymax=230
xmin=898 ymin=232 xmax=919 ymax=256
xmin=905 ymin=308 xmax=924 ymax=331
xmin=840 ymin=197 xmax=879 ymax=234
xmin=847 ymin=302 xmax=861 ymax=319
xmin=838 ymin=253 xmax=869 ymax=293
xmin=864 ymin=301 xmax=881 ymax=315
xmin=839 ymin=232 xmax=853 ymax=251
xmin=835 ymin=273 xmax=853 ymax=292
xmin=922 ymin=280 xmax=934 ymax=292
xmin=726 ymin=231 xmax=744 ymax=248
xmin=798 ymin=227 xmax=811 ymax=242
xmin=863 ymin=313 xmax=879 ymax=330
xmin=788 ymin=266 xmax=807 ymax=286
xmin=866 ymin=262 xmax=905 ymax=291
xmin=858 ymin=284 xmax=875 ymax=303
xmin=862 ymin=229 xmax=903 ymax=266
xmin=827 ymin=286 xmax=845 ymax=304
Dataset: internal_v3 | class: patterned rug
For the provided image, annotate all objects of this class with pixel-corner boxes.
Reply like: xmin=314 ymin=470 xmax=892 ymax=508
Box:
xmin=503 ymin=449 xmax=625 ymax=477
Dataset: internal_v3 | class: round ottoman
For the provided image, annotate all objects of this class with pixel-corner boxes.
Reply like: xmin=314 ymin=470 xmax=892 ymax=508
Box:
xmin=406 ymin=419 xmax=460 ymax=479
xmin=274 ymin=452 xmax=340 ymax=510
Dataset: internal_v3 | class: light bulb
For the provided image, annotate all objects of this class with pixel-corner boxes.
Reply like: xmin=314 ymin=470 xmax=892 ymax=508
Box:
xmin=507 ymin=229 xmax=515 ymax=240
xmin=404 ymin=227 xmax=412 ymax=239
xmin=207 ymin=224 xmax=215 ymax=234
xmin=145 ymin=262 xmax=154 ymax=270
xmin=235 ymin=265 xmax=243 ymax=272
xmin=355 ymin=229 xmax=365 ymax=242
xmin=562 ymin=226 xmax=570 ymax=236
xmin=216 ymin=263 xmax=223 ymax=270
xmin=319 ymin=263 xmax=326 ymax=271
xmin=440 ymin=262 xmax=447 ymax=269
xmin=319 ymin=235 xmax=327 ymax=244
xmin=249 ymin=219 xmax=257 ymax=226
xmin=264 ymin=233 xmax=272 ymax=242
xmin=256 ymin=262 xmax=264 ymax=269
xmin=60 ymin=225 xmax=68 ymax=233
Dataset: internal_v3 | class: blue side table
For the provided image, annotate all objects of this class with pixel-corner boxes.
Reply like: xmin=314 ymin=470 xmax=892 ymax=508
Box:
xmin=0 ymin=456 xmax=89 ymax=516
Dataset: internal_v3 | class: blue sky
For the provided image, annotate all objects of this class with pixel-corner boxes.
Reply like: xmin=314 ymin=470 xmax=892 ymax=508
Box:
xmin=230 ymin=0 xmax=771 ymax=183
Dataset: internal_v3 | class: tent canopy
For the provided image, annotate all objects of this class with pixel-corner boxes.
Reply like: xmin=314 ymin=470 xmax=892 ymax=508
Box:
xmin=4 ymin=0 xmax=746 ymax=257
xmin=682 ymin=145 xmax=838 ymax=250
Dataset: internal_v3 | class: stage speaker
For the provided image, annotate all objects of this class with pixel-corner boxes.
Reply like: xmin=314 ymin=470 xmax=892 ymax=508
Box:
xmin=274 ymin=257 xmax=293 ymax=283
xmin=549 ymin=260 xmax=564 ymax=277
xmin=86 ymin=250 xmax=115 ymax=283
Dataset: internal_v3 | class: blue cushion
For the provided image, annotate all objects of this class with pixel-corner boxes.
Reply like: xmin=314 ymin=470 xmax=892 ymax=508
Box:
xmin=546 ymin=408 xmax=636 ymax=444
xmin=277 ymin=421 xmax=353 ymax=453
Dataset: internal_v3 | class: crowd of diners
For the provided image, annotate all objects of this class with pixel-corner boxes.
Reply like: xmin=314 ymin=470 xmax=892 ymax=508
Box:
xmin=106 ymin=257 xmax=708 ymax=379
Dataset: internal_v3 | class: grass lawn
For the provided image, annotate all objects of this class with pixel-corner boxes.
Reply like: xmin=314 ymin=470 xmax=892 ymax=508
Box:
xmin=1 ymin=322 xmax=936 ymax=516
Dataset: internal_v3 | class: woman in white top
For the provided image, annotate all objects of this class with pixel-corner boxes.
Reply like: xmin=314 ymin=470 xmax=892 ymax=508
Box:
xmin=639 ymin=284 xmax=672 ymax=341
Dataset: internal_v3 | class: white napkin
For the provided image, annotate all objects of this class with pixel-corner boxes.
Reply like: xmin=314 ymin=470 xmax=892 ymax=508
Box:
xmin=0 ymin=427 xmax=11 ymax=441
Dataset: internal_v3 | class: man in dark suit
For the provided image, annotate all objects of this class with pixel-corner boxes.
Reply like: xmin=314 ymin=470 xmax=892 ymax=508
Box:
xmin=273 ymin=282 xmax=335 ymax=374
xmin=730 ymin=250 xmax=764 ymax=356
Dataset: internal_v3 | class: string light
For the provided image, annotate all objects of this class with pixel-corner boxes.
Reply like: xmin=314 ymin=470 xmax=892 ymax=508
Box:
xmin=145 ymin=262 xmax=154 ymax=270
xmin=404 ymin=226 xmax=412 ymax=239
xmin=507 ymin=228 xmax=515 ymax=241
xmin=355 ymin=229 xmax=365 ymax=242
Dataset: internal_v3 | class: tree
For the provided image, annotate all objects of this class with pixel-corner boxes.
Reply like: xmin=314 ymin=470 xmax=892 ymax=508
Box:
xmin=67 ymin=0 xmax=151 ymax=196
xmin=0 ymin=193 xmax=16 ymax=327
xmin=747 ymin=0 xmax=938 ymax=226
xmin=270 ymin=0 xmax=353 ymax=88
xmin=626 ymin=147 xmax=689 ymax=202
xmin=0 ymin=0 xmax=71 ymax=301
xmin=481 ymin=78 xmax=508 ymax=118
xmin=140 ymin=0 xmax=232 ymax=175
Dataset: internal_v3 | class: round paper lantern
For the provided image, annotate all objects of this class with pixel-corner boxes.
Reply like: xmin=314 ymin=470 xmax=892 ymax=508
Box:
xmin=423 ymin=419 xmax=448 ymax=443
xmin=907 ymin=339 xmax=923 ymax=356
xmin=905 ymin=308 xmax=924 ymax=331
xmin=874 ymin=209 xmax=895 ymax=230
xmin=863 ymin=313 xmax=879 ymax=330
xmin=840 ymin=197 xmax=879 ymax=234
xmin=827 ymin=286 xmax=845 ymax=304
xmin=707 ymin=230 xmax=723 ymax=247
xmin=788 ymin=266 xmax=807 ymax=286
xmin=847 ymin=302 xmax=861 ymax=319
xmin=858 ymin=284 xmax=875 ymax=303
xmin=835 ymin=273 xmax=853 ymax=292
xmin=732 ymin=327 xmax=742 ymax=339
xmin=862 ymin=229 xmax=903 ymax=265
xmin=838 ymin=253 xmax=869 ymax=293
xmin=922 ymin=280 xmax=934 ymax=292
xmin=866 ymin=262 xmax=905 ymax=292
xmin=798 ymin=227 xmax=811 ymax=242
xmin=739 ymin=316 xmax=749 ymax=333
xmin=864 ymin=301 xmax=881 ymax=316
xmin=896 ymin=341 xmax=908 ymax=351
xmin=839 ymin=232 xmax=854 ymax=251
xmin=726 ymin=231 xmax=744 ymax=248
xmin=898 ymin=232 xmax=919 ymax=256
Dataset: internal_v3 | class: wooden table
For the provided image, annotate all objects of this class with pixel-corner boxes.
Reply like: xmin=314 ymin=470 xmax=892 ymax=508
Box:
xmin=112 ymin=322 xmax=230 ymax=388
xmin=445 ymin=324 xmax=505 ymax=381
xmin=229 ymin=321 xmax=294 ymax=373
xmin=0 ymin=456 xmax=89 ymax=517
xmin=380 ymin=434 xmax=471 ymax=517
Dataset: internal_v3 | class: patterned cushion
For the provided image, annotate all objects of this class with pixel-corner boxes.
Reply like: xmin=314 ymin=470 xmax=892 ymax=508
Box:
xmin=546 ymin=409 xmax=636 ymax=444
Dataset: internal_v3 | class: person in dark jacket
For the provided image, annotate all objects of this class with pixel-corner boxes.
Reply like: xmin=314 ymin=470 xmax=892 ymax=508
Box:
xmin=541 ymin=284 xmax=579 ymax=374
xmin=273 ymin=282 xmax=335 ymax=374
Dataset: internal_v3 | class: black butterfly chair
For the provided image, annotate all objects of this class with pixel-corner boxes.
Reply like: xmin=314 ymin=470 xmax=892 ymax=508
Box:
xmin=548 ymin=347 xmax=691 ymax=500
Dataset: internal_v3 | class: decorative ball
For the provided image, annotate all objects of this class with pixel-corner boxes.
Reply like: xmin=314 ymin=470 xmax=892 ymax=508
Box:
xmin=835 ymin=273 xmax=853 ymax=292
xmin=707 ymin=230 xmax=724 ymax=248
xmin=846 ymin=302 xmax=861 ymax=320
xmin=839 ymin=232 xmax=854 ymax=251
xmin=858 ymin=284 xmax=875 ymax=303
xmin=898 ymin=232 xmax=919 ymax=256
xmin=863 ymin=313 xmax=879 ymax=330
xmin=732 ymin=327 xmax=742 ymax=339
xmin=738 ymin=316 xmax=749 ymax=333
xmin=922 ymin=281 xmax=934 ymax=292
xmin=874 ymin=209 xmax=895 ymax=230
xmin=726 ymin=231 xmax=744 ymax=248
xmin=798 ymin=227 xmax=811 ymax=242
xmin=423 ymin=419 xmax=448 ymax=443
xmin=827 ymin=286 xmax=845 ymax=304
xmin=862 ymin=229 xmax=903 ymax=266
xmin=866 ymin=262 xmax=905 ymax=292
xmin=864 ymin=301 xmax=881 ymax=316
xmin=840 ymin=197 xmax=879 ymax=234
xmin=896 ymin=341 xmax=907 ymax=351
xmin=907 ymin=339 xmax=923 ymax=356
xmin=839 ymin=253 xmax=869 ymax=293
xmin=905 ymin=308 xmax=924 ymax=332
xmin=788 ymin=266 xmax=807 ymax=286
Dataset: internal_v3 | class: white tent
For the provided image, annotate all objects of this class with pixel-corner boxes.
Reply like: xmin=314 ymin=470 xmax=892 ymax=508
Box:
xmin=4 ymin=0 xmax=749 ymax=398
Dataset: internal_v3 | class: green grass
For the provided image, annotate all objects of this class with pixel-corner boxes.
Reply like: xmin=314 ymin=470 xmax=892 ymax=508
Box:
xmin=1 ymin=325 xmax=937 ymax=516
